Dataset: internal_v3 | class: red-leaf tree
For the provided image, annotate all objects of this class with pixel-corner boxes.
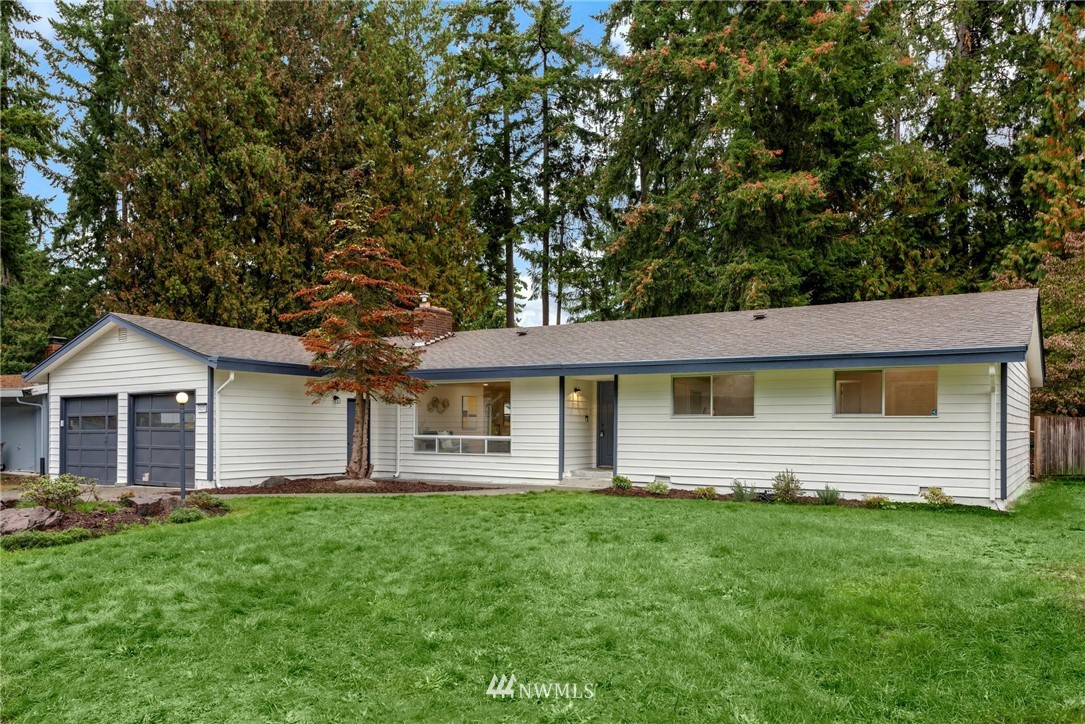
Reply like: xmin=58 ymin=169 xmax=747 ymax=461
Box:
xmin=282 ymin=186 xmax=430 ymax=478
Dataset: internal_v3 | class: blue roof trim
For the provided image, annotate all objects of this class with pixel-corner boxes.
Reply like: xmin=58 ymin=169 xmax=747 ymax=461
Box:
xmin=411 ymin=346 xmax=1029 ymax=381
xmin=209 ymin=356 xmax=319 ymax=376
xmin=24 ymin=314 xmax=212 ymax=381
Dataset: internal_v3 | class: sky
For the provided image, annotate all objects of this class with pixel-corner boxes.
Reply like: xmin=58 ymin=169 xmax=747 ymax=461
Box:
xmin=18 ymin=0 xmax=617 ymax=328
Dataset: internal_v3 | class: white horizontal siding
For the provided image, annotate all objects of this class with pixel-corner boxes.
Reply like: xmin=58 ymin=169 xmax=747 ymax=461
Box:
xmin=1005 ymin=361 xmax=1031 ymax=501
xmin=564 ymin=378 xmax=596 ymax=473
xmin=215 ymin=371 xmax=347 ymax=485
xmin=47 ymin=325 xmax=208 ymax=484
xmin=372 ymin=377 xmax=560 ymax=484
xmin=617 ymin=365 xmax=997 ymax=502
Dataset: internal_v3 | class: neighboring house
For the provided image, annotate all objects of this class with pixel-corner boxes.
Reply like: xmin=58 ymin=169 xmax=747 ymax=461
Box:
xmin=0 ymin=375 xmax=47 ymax=474
xmin=23 ymin=288 xmax=1043 ymax=507
xmin=371 ymin=288 xmax=1043 ymax=508
xmin=23 ymin=315 xmax=348 ymax=488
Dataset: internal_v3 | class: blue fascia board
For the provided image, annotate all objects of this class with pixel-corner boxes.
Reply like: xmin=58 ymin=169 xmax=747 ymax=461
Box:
xmin=209 ymin=356 xmax=321 ymax=376
xmin=410 ymin=346 xmax=1029 ymax=381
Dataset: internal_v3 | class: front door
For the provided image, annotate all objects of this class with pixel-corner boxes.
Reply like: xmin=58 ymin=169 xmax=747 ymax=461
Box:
xmin=596 ymin=381 xmax=614 ymax=468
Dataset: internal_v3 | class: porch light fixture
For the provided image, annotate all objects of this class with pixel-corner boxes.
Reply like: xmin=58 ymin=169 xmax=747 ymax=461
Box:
xmin=333 ymin=395 xmax=341 ymax=406
xmin=175 ymin=392 xmax=189 ymax=500
xmin=573 ymin=387 xmax=582 ymax=395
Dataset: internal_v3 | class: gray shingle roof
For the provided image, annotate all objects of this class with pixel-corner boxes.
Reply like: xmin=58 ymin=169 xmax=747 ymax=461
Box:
xmin=414 ymin=288 xmax=1040 ymax=374
xmin=113 ymin=313 xmax=313 ymax=367
xmin=49 ymin=289 xmax=1033 ymax=380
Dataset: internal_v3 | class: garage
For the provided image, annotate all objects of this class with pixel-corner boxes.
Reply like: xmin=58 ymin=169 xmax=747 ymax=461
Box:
xmin=62 ymin=396 xmax=118 ymax=483
xmin=132 ymin=392 xmax=195 ymax=487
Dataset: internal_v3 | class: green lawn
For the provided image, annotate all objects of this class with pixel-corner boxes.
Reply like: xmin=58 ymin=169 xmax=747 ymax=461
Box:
xmin=3 ymin=483 xmax=1085 ymax=722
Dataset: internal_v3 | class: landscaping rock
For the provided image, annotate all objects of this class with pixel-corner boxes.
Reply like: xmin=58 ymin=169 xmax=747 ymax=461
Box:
xmin=1 ymin=506 xmax=62 ymax=535
xmin=335 ymin=479 xmax=375 ymax=488
xmin=259 ymin=475 xmax=292 ymax=488
xmin=122 ymin=494 xmax=181 ymax=517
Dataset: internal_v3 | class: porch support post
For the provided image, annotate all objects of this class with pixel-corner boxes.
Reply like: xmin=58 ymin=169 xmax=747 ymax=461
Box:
xmin=558 ymin=376 xmax=565 ymax=481
xmin=612 ymin=374 xmax=619 ymax=475
xmin=1000 ymin=363 xmax=1008 ymax=500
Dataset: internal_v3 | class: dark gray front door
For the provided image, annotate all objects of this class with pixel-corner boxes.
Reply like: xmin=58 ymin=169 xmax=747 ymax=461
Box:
xmin=63 ymin=397 xmax=118 ymax=483
xmin=597 ymin=381 xmax=615 ymax=468
xmin=132 ymin=393 xmax=195 ymax=487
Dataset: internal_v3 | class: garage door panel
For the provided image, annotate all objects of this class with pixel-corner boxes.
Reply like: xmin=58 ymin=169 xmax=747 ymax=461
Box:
xmin=132 ymin=393 xmax=195 ymax=487
xmin=63 ymin=396 xmax=118 ymax=484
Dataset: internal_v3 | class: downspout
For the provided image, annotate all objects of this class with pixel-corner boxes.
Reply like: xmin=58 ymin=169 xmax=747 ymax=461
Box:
xmin=214 ymin=371 xmax=235 ymax=488
xmin=988 ymin=364 xmax=997 ymax=503
xmin=393 ymin=403 xmax=401 ymax=478
xmin=15 ymin=396 xmax=44 ymax=475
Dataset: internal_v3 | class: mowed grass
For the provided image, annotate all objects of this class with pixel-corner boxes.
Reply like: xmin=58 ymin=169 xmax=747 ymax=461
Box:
xmin=3 ymin=483 xmax=1085 ymax=722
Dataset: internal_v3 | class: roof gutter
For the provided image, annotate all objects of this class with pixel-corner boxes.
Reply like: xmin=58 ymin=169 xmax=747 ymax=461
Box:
xmin=411 ymin=345 xmax=1030 ymax=382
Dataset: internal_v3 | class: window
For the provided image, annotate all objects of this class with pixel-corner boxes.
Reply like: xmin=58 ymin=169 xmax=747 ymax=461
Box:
xmin=673 ymin=374 xmax=754 ymax=416
xmin=885 ymin=368 xmax=938 ymax=416
xmin=835 ymin=369 xmax=937 ymax=416
xmin=835 ymin=371 xmax=882 ymax=414
xmin=415 ymin=381 xmax=512 ymax=454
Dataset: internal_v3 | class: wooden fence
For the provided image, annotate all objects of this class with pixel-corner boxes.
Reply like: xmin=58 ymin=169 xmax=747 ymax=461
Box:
xmin=1034 ymin=415 xmax=1085 ymax=477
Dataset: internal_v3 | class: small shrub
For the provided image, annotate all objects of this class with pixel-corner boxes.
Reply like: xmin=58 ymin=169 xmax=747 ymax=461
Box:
xmin=816 ymin=486 xmax=840 ymax=506
xmin=1 ymin=527 xmax=93 ymax=551
xmin=772 ymin=469 xmax=803 ymax=504
xmin=167 ymin=507 xmax=206 ymax=524
xmin=730 ymin=479 xmax=755 ymax=502
xmin=921 ymin=487 xmax=954 ymax=506
xmin=611 ymin=475 xmax=632 ymax=491
xmin=73 ymin=500 xmax=120 ymax=514
xmin=862 ymin=495 xmax=896 ymax=510
xmin=692 ymin=486 xmax=717 ymax=500
xmin=645 ymin=481 xmax=669 ymax=496
xmin=20 ymin=474 xmax=88 ymax=510
xmin=186 ymin=492 xmax=230 ymax=511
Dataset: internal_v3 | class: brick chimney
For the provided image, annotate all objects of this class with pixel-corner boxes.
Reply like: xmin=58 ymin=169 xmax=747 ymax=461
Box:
xmin=415 ymin=294 xmax=455 ymax=342
xmin=43 ymin=337 xmax=66 ymax=359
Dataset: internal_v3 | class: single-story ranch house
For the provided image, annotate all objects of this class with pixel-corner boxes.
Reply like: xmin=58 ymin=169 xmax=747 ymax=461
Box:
xmin=23 ymin=288 xmax=1043 ymax=507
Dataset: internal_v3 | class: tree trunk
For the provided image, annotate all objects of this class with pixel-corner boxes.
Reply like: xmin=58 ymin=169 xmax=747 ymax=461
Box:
xmin=540 ymin=48 xmax=551 ymax=326
xmin=503 ymin=107 xmax=516 ymax=328
xmin=346 ymin=395 xmax=370 ymax=479
xmin=555 ymin=214 xmax=565 ymax=324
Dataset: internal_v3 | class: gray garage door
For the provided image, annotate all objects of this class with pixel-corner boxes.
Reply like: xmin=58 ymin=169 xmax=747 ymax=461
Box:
xmin=132 ymin=393 xmax=195 ymax=487
xmin=63 ymin=397 xmax=118 ymax=484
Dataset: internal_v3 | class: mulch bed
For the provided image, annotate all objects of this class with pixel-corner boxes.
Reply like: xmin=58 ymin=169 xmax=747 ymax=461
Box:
xmin=212 ymin=479 xmax=486 ymax=495
xmin=595 ymin=486 xmax=867 ymax=507
xmin=49 ymin=505 xmax=229 ymax=533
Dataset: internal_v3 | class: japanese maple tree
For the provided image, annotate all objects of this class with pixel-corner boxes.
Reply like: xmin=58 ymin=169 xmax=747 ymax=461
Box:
xmin=283 ymin=187 xmax=431 ymax=479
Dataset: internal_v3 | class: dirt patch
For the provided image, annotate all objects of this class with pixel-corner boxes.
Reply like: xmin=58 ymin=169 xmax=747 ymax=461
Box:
xmin=595 ymin=487 xmax=868 ymax=507
xmin=51 ymin=505 xmax=228 ymax=533
xmin=212 ymin=479 xmax=487 ymax=495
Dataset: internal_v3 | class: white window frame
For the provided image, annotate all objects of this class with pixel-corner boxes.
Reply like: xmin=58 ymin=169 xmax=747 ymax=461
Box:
xmin=833 ymin=368 xmax=939 ymax=418
xmin=671 ymin=373 xmax=756 ymax=418
xmin=413 ymin=381 xmax=513 ymax=455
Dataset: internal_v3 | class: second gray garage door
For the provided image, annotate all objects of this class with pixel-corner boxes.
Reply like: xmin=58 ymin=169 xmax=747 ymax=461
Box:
xmin=132 ymin=393 xmax=195 ymax=487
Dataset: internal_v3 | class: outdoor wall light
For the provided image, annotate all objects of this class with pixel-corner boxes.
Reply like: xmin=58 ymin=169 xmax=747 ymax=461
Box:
xmin=333 ymin=395 xmax=342 ymax=406
xmin=573 ymin=387 xmax=582 ymax=395
xmin=175 ymin=392 xmax=189 ymax=501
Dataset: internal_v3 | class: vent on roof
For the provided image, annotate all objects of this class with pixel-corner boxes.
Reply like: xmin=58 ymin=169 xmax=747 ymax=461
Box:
xmin=117 ymin=328 xmax=128 ymax=343
xmin=516 ymin=330 xmax=528 ymax=336
xmin=752 ymin=312 xmax=767 ymax=321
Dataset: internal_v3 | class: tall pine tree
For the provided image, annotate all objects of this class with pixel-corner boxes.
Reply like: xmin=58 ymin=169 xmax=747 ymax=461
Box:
xmin=1 ymin=0 xmax=60 ymax=373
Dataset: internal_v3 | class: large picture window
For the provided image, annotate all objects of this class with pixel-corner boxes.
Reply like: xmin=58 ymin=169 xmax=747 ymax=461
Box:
xmin=415 ymin=381 xmax=512 ymax=454
xmin=673 ymin=374 xmax=754 ymax=417
xmin=835 ymin=369 xmax=937 ymax=416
